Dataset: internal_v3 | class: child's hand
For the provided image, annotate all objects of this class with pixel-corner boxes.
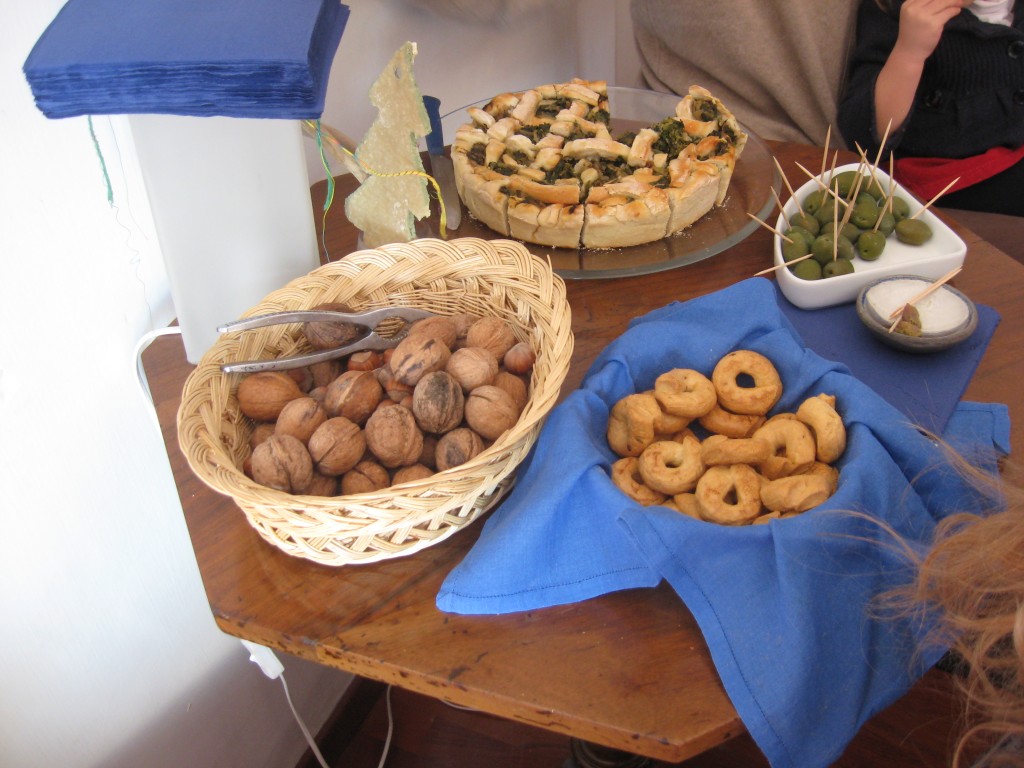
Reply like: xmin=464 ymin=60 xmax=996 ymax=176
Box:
xmin=894 ymin=0 xmax=966 ymax=63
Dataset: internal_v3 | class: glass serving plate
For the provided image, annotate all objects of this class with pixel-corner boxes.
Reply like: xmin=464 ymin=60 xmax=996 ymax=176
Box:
xmin=438 ymin=85 xmax=779 ymax=280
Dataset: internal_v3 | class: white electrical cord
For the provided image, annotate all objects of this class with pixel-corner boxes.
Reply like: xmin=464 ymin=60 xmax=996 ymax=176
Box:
xmin=280 ymin=674 xmax=331 ymax=768
xmin=132 ymin=325 xmax=183 ymax=430
xmin=377 ymin=685 xmax=394 ymax=768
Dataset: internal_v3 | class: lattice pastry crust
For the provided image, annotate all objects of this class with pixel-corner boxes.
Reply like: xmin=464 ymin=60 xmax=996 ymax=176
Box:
xmin=452 ymin=80 xmax=748 ymax=249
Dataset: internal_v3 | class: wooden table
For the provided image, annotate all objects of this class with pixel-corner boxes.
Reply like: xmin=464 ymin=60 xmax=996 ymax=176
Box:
xmin=143 ymin=140 xmax=1024 ymax=764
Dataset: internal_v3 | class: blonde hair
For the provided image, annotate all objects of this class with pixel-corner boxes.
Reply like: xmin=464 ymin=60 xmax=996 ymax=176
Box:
xmin=891 ymin=456 xmax=1024 ymax=767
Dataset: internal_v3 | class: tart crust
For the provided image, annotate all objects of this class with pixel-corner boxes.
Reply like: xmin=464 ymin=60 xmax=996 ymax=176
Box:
xmin=451 ymin=81 xmax=747 ymax=249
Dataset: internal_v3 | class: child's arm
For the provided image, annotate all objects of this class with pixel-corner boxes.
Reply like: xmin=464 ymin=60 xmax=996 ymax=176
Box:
xmin=873 ymin=0 xmax=965 ymax=135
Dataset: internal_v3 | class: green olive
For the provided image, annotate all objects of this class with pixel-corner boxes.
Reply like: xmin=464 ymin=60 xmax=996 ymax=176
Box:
xmin=856 ymin=230 xmax=887 ymax=261
xmin=894 ymin=218 xmax=933 ymax=245
xmin=862 ymin=178 xmax=887 ymax=201
xmin=823 ymin=257 xmax=856 ymax=278
xmin=839 ymin=221 xmax=863 ymax=242
xmin=784 ymin=226 xmax=816 ymax=251
xmin=831 ymin=170 xmax=861 ymax=198
xmin=814 ymin=200 xmax=838 ymax=226
xmin=811 ymin=233 xmax=855 ymax=265
xmin=789 ymin=211 xmax=821 ymax=236
xmin=890 ymin=196 xmax=911 ymax=221
xmin=802 ymin=190 xmax=828 ymax=215
xmin=782 ymin=237 xmax=809 ymax=263
xmin=875 ymin=211 xmax=896 ymax=236
xmin=791 ymin=258 xmax=822 ymax=280
xmin=850 ymin=200 xmax=880 ymax=229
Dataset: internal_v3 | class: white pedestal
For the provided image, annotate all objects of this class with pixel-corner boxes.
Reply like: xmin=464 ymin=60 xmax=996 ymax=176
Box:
xmin=128 ymin=115 xmax=320 ymax=363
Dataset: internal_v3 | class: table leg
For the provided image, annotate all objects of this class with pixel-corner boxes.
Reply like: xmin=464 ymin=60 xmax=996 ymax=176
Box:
xmin=564 ymin=738 xmax=653 ymax=767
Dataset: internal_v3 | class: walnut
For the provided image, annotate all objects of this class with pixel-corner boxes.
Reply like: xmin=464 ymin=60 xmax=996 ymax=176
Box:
xmin=419 ymin=434 xmax=438 ymax=469
xmin=465 ymin=384 xmax=520 ymax=441
xmin=449 ymin=313 xmax=479 ymax=348
xmin=493 ymin=371 xmax=529 ymax=412
xmin=412 ymin=371 xmax=465 ymax=434
xmin=286 ymin=366 xmax=314 ymax=392
xmin=250 ymin=434 xmax=314 ymax=494
xmin=340 ymin=459 xmax=391 ymax=495
xmin=390 ymin=335 xmax=451 ymax=387
xmin=237 ymin=371 xmax=304 ymax=421
xmin=306 ymin=471 xmax=339 ymax=496
xmin=446 ymin=346 xmax=498 ymax=392
xmin=435 ymin=428 xmax=485 ymax=471
xmin=503 ymin=341 xmax=536 ymax=375
xmin=407 ymin=316 xmax=458 ymax=349
xmin=324 ymin=370 xmax=383 ymax=425
xmin=310 ymin=360 xmax=343 ymax=389
xmin=307 ymin=417 xmax=366 ymax=476
xmin=249 ymin=422 xmax=277 ymax=450
xmin=364 ymin=405 xmax=424 ymax=468
xmin=275 ymin=397 xmax=327 ymax=444
xmin=303 ymin=302 xmax=362 ymax=350
xmin=465 ymin=316 xmax=516 ymax=360
xmin=392 ymin=463 xmax=435 ymax=484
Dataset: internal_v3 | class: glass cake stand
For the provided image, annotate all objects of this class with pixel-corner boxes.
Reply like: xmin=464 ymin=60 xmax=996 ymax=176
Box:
xmin=438 ymin=86 xmax=780 ymax=280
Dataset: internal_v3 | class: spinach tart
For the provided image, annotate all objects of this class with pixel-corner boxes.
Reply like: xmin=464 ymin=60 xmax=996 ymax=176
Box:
xmin=451 ymin=80 xmax=748 ymax=249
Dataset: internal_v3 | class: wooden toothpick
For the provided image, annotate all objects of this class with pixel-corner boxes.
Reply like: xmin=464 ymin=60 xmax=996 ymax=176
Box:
xmin=886 ymin=266 xmax=964 ymax=327
xmin=772 ymin=156 xmax=804 ymax=216
xmin=754 ymin=252 xmax=814 ymax=276
xmin=747 ymin=211 xmax=793 ymax=243
xmin=910 ymin=177 xmax=961 ymax=219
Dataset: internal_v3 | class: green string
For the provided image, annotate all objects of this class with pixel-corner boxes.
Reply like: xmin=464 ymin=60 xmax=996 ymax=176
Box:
xmin=315 ymin=119 xmax=335 ymax=260
xmin=88 ymin=116 xmax=114 ymax=207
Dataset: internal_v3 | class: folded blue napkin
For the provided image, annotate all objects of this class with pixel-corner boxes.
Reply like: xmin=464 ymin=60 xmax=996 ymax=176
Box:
xmin=437 ymin=277 xmax=1009 ymax=768
xmin=24 ymin=0 xmax=349 ymax=119
xmin=777 ymin=292 xmax=1001 ymax=434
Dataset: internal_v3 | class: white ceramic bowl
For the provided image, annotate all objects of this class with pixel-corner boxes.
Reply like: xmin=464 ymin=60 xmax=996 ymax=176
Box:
xmin=773 ymin=163 xmax=966 ymax=309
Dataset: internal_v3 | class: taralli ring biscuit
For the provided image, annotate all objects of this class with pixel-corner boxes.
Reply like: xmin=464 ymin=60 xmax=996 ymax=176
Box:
xmin=696 ymin=464 xmax=764 ymax=525
xmin=638 ymin=436 xmax=705 ymax=495
xmin=607 ymin=392 xmax=663 ymax=457
xmin=700 ymin=435 xmax=772 ymax=466
xmin=653 ymin=368 xmax=717 ymax=419
xmin=796 ymin=393 xmax=847 ymax=464
xmin=698 ymin=404 xmax=766 ymax=438
xmin=605 ymin=350 xmax=846 ymax=526
xmin=761 ymin=473 xmax=833 ymax=514
xmin=711 ymin=350 xmax=783 ymax=416
xmin=752 ymin=419 xmax=817 ymax=480
xmin=611 ymin=457 xmax=668 ymax=506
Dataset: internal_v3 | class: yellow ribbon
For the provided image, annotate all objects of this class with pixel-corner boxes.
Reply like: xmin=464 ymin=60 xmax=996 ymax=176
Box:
xmin=307 ymin=119 xmax=448 ymax=241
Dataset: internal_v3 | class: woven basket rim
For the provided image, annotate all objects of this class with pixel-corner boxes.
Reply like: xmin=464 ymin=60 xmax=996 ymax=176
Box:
xmin=176 ymin=237 xmax=573 ymax=565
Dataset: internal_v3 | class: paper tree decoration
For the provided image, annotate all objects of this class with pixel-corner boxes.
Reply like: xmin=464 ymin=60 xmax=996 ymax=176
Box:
xmin=344 ymin=42 xmax=432 ymax=248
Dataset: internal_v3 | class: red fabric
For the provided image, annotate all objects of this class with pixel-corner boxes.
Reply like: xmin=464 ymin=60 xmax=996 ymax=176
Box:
xmin=894 ymin=144 xmax=1024 ymax=201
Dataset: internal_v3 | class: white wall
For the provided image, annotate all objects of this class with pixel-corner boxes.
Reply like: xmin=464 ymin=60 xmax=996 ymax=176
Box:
xmin=1 ymin=1 xmax=634 ymax=766
xmin=1 ymin=3 xmax=354 ymax=767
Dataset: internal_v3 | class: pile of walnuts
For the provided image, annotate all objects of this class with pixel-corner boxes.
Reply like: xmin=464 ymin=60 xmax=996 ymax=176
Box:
xmin=235 ymin=308 xmax=535 ymax=496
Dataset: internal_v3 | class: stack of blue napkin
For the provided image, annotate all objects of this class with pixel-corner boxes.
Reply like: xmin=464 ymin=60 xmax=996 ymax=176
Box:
xmin=23 ymin=0 xmax=349 ymax=119
xmin=437 ymin=278 xmax=1009 ymax=768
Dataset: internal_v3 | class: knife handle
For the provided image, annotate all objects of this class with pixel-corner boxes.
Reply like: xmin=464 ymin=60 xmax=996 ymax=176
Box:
xmin=423 ymin=95 xmax=444 ymax=155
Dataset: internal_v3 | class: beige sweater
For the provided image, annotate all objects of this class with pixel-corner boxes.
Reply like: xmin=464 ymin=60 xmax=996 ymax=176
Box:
xmin=630 ymin=0 xmax=859 ymax=147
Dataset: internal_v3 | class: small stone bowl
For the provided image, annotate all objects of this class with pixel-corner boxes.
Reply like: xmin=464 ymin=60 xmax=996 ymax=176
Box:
xmin=856 ymin=274 xmax=978 ymax=353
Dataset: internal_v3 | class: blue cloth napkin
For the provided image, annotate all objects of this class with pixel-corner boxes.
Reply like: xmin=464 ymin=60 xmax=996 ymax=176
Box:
xmin=437 ymin=277 xmax=1009 ymax=768
xmin=23 ymin=0 xmax=349 ymax=119
xmin=777 ymin=292 xmax=1001 ymax=434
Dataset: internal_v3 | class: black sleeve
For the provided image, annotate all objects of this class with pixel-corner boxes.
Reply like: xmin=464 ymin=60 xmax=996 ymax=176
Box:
xmin=837 ymin=0 xmax=907 ymax=156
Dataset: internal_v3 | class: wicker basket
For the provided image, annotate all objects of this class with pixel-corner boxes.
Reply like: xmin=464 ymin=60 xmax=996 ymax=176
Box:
xmin=177 ymin=237 xmax=573 ymax=565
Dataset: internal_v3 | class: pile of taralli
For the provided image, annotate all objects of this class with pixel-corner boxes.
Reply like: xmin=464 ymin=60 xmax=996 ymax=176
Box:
xmin=236 ymin=310 xmax=534 ymax=497
xmin=607 ymin=350 xmax=846 ymax=525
